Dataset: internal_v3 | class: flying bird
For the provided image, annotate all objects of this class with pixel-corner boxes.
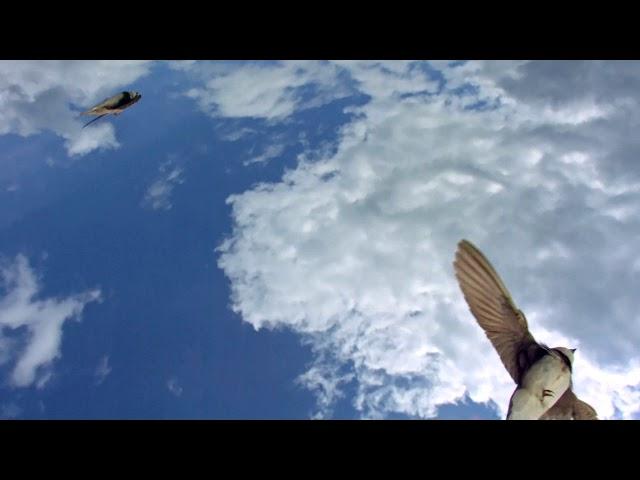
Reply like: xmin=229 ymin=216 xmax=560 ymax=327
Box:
xmin=453 ymin=239 xmax=597 ymax=420
xmin=80 ymin=91 xmax=142 ymax=128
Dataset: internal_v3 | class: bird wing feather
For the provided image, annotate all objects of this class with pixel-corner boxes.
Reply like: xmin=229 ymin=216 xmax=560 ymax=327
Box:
xmin=573 ymin=396 xmax=598 ymax=420
xmin=454 ymin=239 xmax=539 ymax=383
xmin=541 ymin=389 xmax=598 ymax=420
xmin=81 ymin=92 xmax=130 ymax=115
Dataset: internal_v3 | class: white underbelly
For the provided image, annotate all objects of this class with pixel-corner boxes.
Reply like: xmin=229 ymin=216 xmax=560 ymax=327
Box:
xmin=507 ymin=356 xmax=571 ymax=420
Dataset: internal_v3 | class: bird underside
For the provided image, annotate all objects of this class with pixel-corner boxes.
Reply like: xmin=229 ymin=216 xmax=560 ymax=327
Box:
xmin=85 ymin=108 xmax=124 ymax=116
xmin=507 ymin=355 xmax=571 ymax=420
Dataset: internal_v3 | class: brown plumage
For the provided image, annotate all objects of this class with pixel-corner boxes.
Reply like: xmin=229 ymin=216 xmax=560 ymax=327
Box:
xmin=453 ymin=239 xmax=597 ymax=420
xmin=80 ymin=91 xmax=142 ymax=128
xmin=540 ymin=389 xmax=598 ymax=420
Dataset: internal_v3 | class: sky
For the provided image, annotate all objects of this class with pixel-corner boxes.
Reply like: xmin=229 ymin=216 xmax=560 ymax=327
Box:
xmin=0 ymin=60 xmax=639 ymax=420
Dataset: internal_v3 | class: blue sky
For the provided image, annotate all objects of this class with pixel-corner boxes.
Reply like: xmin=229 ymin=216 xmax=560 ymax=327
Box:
xmin=1 ymin=61 xmax=639 ymax=419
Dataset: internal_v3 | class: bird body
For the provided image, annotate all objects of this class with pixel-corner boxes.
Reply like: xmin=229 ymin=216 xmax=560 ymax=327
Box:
xmin=507 ymin=350 xmax=572 ymax=419
xmin=80 ymin=91 xmax=141 ymax=128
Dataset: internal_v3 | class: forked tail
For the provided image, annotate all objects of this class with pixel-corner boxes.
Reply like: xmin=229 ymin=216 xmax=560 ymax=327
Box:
xmin=82 ymin=113 xmax=108 ymax=129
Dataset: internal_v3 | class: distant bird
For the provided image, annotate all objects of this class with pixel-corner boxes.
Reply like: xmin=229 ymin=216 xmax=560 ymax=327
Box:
xmin=80 ymin=91 xmax=142 ymax=128
xmin=453 ymin=239 xmax=597 ymax=420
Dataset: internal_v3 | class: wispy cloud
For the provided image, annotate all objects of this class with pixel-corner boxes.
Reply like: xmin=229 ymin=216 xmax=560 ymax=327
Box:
xmin=166 ymin=377 xmax=183 ymax=397
xmin=94 ymin=355 xmax=112 ymax=385
xmin=244 ymin=144 xmax=286 ymax=166
xmin=142 ymin=161 xmax=185 ymax=211
xmin=0 ymin=254 xmax=102 ymax=388
xmin=217 ymin=127 xmax=257 ymax=143
xmin=296 ymin=360 xmax=354 ymax=419
xmin=0 ymin=402 xmax=22 ymax=419
xmin=216 ymin=61 xmax=640 ymax=419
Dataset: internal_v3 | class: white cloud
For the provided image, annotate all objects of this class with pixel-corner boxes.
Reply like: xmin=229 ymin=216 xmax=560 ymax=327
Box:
xmin=142 ymin=162 xmax=185 ymax=211
xmin=296 ymin=356 xmax=354 ymax=419
xmin=332 ymin=60 xmax=440 ymax=101
xmin=245 ymin=144 xmax=286 ymax=166
xmin=94 ymin=355 xmax=111 ymax=385
xmin=167 ymin=60 xmax=198 ymax=71
xmin=166 ymin=377 xmax=183 ymax=397
xmin=218 ymin=127 xmax=257 ymax=143
xmin=0 ymin=254 xmax=101 ymax=388
xmin=216 ymin=61 xmax=640 ymax=419
xmin=0 ymin=60 xmax=152 ymax=156
xmin=176 ymin=60 xmax=353 ymax=121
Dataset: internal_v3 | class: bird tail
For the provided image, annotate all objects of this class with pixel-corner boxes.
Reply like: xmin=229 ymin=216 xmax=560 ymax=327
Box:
xmin=574 ymin=398 xmax=598 ymax=420
xmin=82 ymin=113 xmax=108 ymax=129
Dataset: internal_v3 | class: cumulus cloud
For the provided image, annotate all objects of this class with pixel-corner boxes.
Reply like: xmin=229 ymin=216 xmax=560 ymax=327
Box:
xmin=216 ymin=61 xmax=640 ymax=419
xmin=142 ymin=161 xmax=185 ymax=211
xmin=0 ymin=60 xmax=152 ymax=156
xmin=0 ymin=254 xmax=101 ymax=388
xmin=94 ymin=355 xmax=111 ymax=385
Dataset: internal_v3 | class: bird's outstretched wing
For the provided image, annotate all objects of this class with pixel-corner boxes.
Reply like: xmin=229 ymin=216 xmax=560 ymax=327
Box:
xmin=81 ymin=92 xmax=131 ymax=116
xmin=454 ymin=239 xmax=541 ymax=383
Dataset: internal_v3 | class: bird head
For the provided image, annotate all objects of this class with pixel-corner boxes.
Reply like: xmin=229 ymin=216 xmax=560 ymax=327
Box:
xmin=554 ymin=347 xmax=576 ymax=364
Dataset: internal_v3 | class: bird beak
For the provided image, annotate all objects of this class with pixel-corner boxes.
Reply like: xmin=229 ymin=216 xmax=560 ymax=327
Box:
xmin=571 ymin=348 xmax=576 ymax=353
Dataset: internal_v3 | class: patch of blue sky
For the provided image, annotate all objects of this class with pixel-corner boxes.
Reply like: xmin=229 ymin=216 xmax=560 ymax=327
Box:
xmin=0 ymin=63 xmax=371 ymax=419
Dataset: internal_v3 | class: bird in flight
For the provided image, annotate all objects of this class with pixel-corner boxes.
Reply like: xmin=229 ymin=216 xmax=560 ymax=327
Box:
xmin=453 ymin=239 xmax=597 ymax=420
xmin=81 ymin=91 xmax=142 ymax=128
